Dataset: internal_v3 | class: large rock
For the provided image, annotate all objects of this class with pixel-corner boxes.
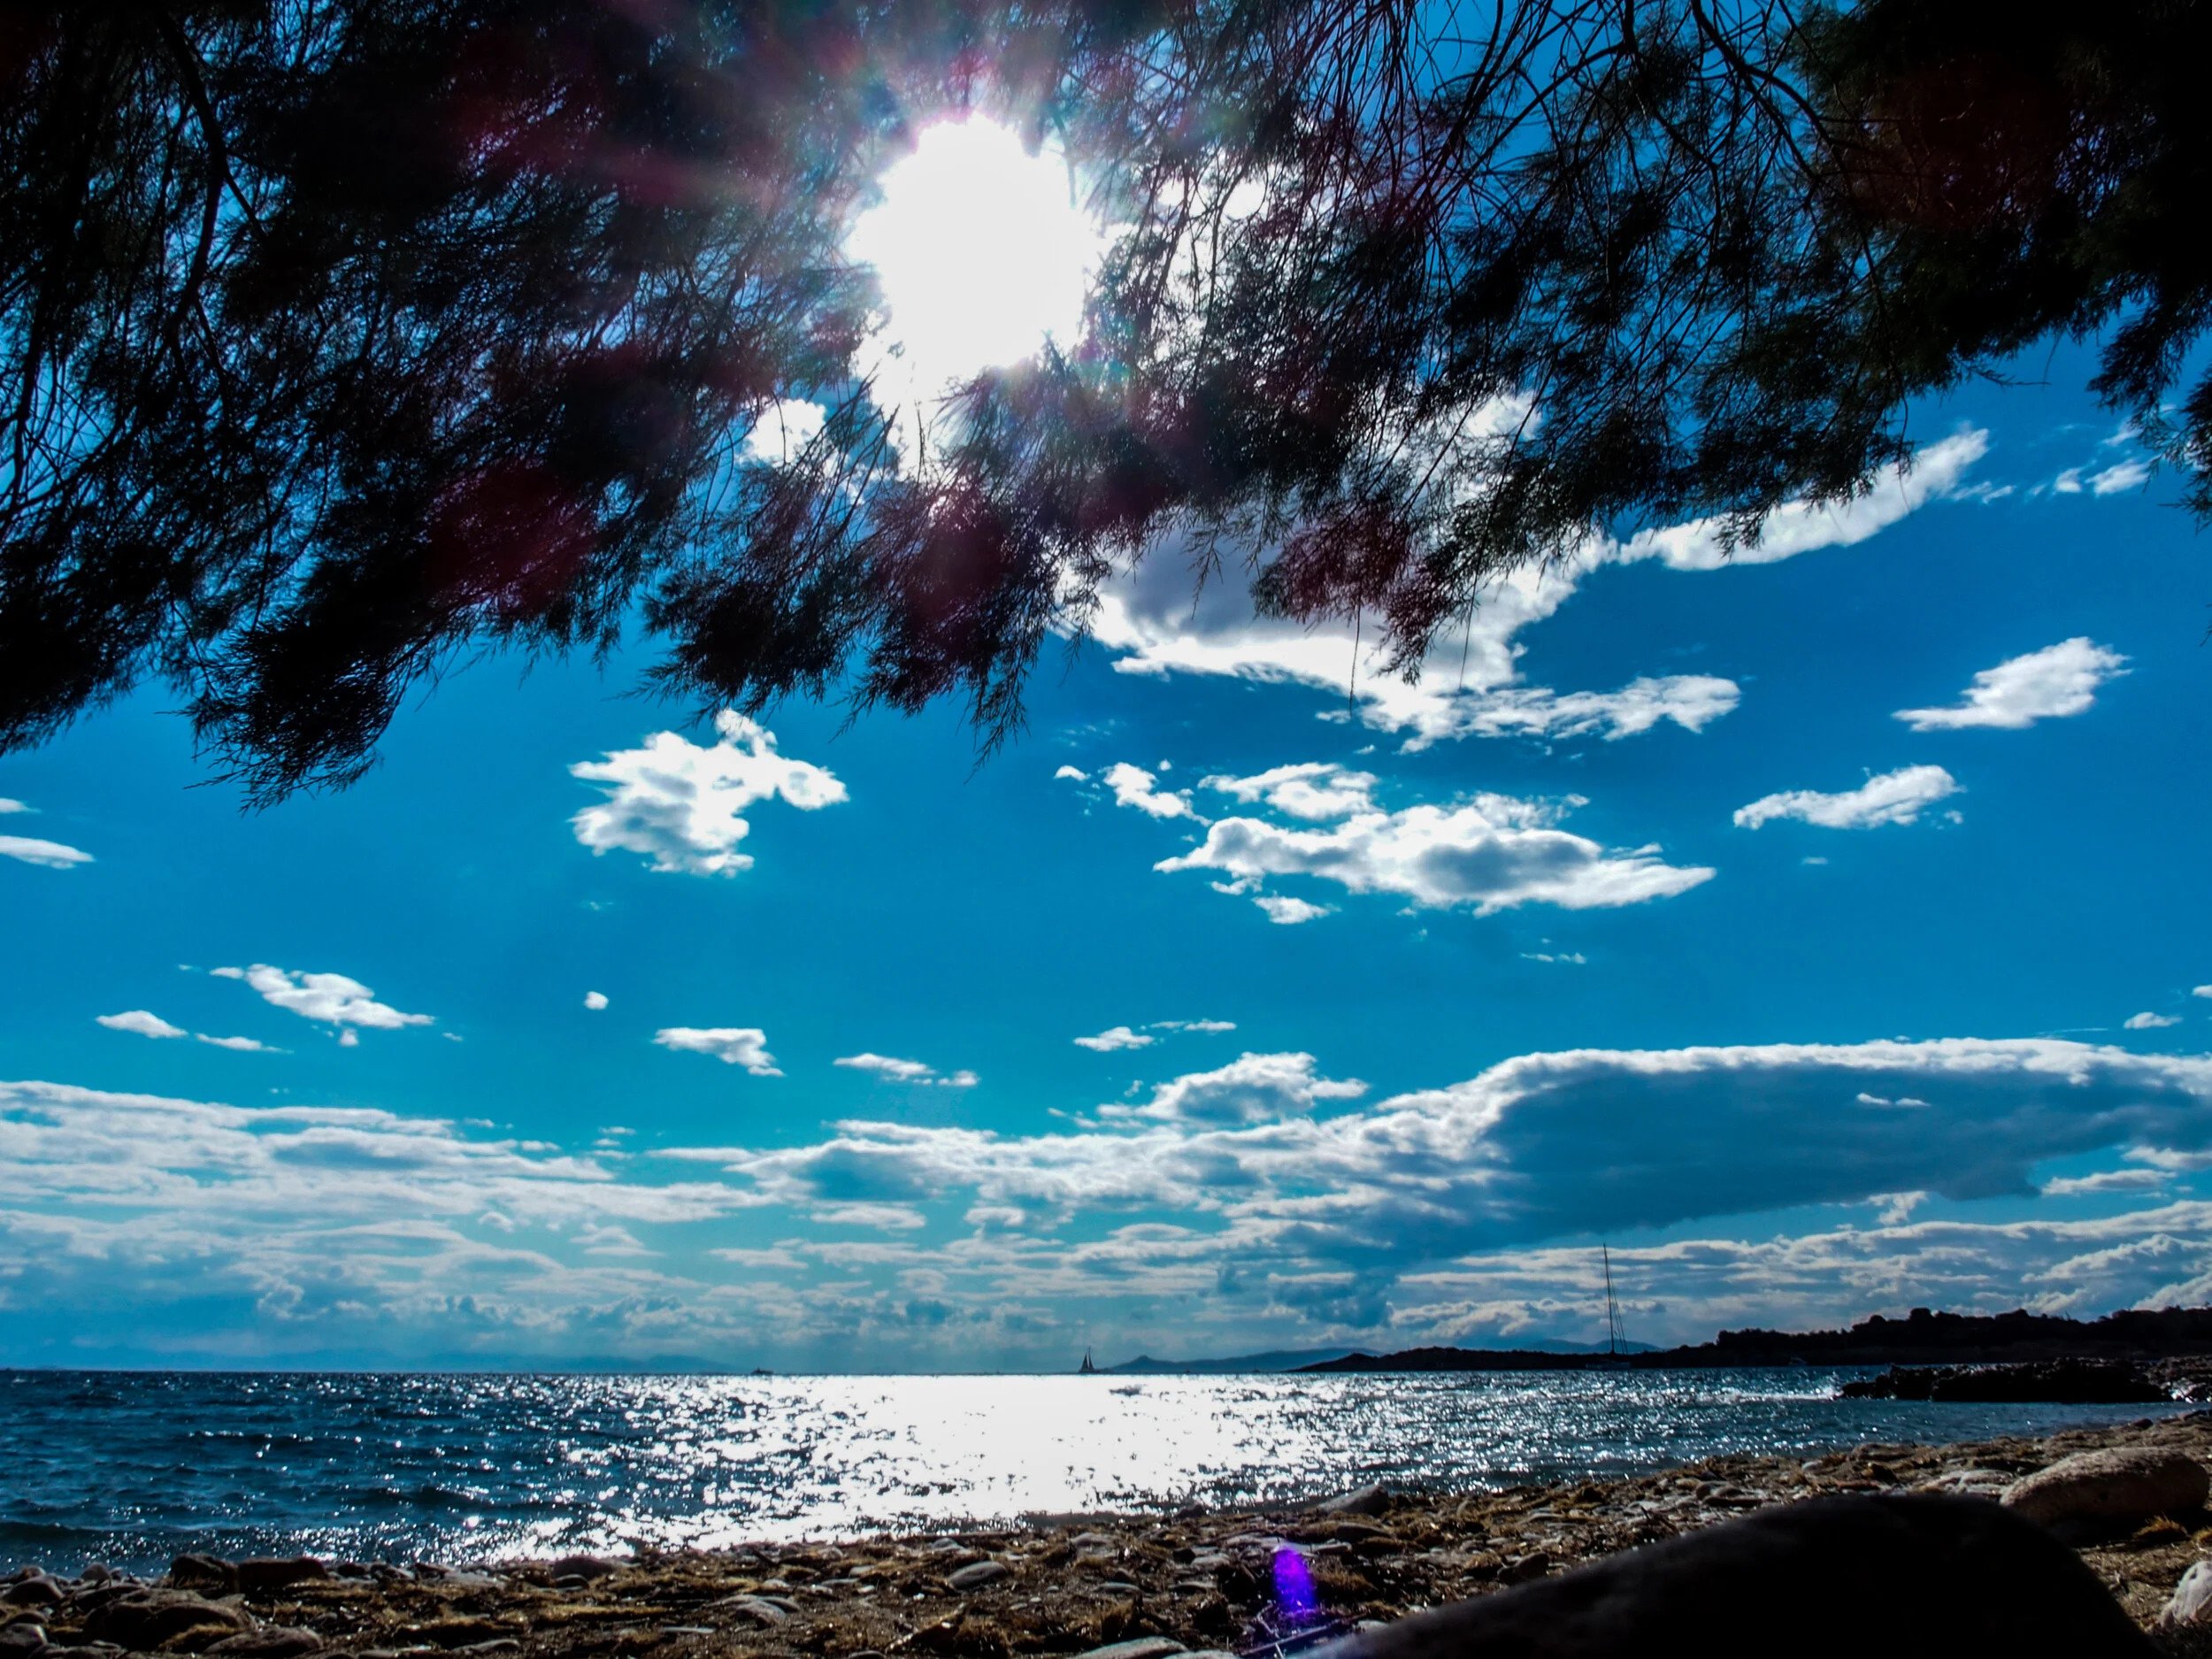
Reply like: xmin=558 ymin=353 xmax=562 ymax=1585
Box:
xmin=2163 ymin=1560 xmax=2212 ymax=1629
xmin=944 ymin=1561 xmax=1010 ymax=1592
xmin=1313 ymin=1494 xmax=2156 ymax=1658
xmin=0 ymin=1622 xmax=47 ymax=1658
xmin=1313 ymin=1484 xmax=1393 ymax=1517
xmin=235 ymin=1560 xmax=327 ymax=1599
xmin=2001 ymin=1447 xmax=2210 ymax=1534
xmin=169 ymin=1558 xmax=240 ymax=1595
xmin=207 ymin=1628 xmax=326 ymax=1659
xmin=83 ymin=1590 xmax=256 ymax=1652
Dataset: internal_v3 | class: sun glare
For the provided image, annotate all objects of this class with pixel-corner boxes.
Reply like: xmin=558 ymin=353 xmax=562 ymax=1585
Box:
xmin=849 ymin=119 xmax=1100 ymax=392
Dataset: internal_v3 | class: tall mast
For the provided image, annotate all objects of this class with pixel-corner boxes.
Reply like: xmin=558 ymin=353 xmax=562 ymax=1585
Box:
xmin=1601 ymin=1245 xmax=1621 ymax=1356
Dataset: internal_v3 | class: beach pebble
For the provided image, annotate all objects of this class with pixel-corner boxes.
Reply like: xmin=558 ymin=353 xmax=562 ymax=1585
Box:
xmin=82 ymin=1590 xmax=255 ymax=1651
xmin=1 ymin=1581 xmax=59 ymax=1609
xmin=945 ymin=1561 xmax=1011 ymax=1592
xmin=2162 ymin=1559 xmax=2212 ymax=1628
xmin=1314 ymin=1484 xmax=1393 ymax=1517
xmin=2001 ymin=1447 xmax=2209 ymax=1533
xmin=206 ymin=1627 xmax=326 ymax=1658
xmin=1071 ymin=1640 xmax=1185 ymax=1659
xmin=708 ymin=1594 xmax=791 ymax=1626
xmin=0 ymin=1623 xmax=46 ymax=1657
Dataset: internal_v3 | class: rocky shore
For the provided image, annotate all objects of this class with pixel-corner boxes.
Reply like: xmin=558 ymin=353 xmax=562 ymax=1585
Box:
xmin=9 ymin=1412 xmax=2212 ymax=1659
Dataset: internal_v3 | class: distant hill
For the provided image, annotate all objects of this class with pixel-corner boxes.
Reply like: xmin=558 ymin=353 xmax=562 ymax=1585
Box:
xmin=1102 ymin=1348 xmax=1375 ymax=1374
xmin=1302 ymin=1306 xmax=2212 ymax=1374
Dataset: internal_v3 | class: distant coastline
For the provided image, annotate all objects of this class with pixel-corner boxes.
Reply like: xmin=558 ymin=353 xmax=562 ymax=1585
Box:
xmin=1296 ymin=1304 xmax=2212 ymax=1373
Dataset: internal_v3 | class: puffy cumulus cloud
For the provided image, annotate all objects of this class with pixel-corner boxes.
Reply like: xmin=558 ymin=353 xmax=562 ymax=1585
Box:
xmin=1894 ymin=639 xmax=2128 ymax=733
xmin=1074 ymin=1025 xmax=1153 ymax=1052
xmin=1733 ymin=765 xmax=1960 ymax=831
xmin=584 ymin=991 xmax=610 ymax=1011
xmin=1084 ymin=431 xmax=1984 ymax=751
xmin=1108 ymin=1050 xmax=1367 ymax=1127
xmin=834 ymin=1053 xmax=979 ymax=1088
xmin=740 ymin=397 xmax=826 ymax=465
xmin=197 ymin=1034 xmax=278 ymax=1053
xmin=1100 ymin=762 xmax=1194 ymax=819
xmin=810 ymin=1202 xmax=929 ymax=1231
xmin=654 ymin=1027 xmax=781 ymax=1077
xmin=1254 ymin=894 xmax=1333 ymax=925
xmin=2126 ymin=1012 xmax=2182 ymax=1031
xmin=1154 ymin=771 xmax=1711 ymax=917
xmin=213 ymin=964 xmax=433 ymax=1033
xmin=1202 ymin=763 xmax=1378 ymax=819
xmin=96 ymin=1010 xmax=186 ymax=1040
xmin=569 ymin=711 xmax=846 ymax=877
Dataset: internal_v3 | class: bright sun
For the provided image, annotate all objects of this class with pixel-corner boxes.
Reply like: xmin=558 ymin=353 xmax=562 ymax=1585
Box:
xmin=849 ymin=119 xmax=1101 ymax=392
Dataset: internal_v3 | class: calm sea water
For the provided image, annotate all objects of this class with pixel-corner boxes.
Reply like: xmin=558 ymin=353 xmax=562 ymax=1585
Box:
xmin=0 ymin=1369 xmax=2184 ymax=1574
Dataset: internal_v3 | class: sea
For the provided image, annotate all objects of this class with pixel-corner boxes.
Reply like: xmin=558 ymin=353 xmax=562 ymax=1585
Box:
xmin=0 ymin=1368 xmax=2188 ymax=1575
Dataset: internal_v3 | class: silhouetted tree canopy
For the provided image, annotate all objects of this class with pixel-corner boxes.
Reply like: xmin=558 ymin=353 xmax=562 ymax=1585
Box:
xmin=4 ymin=0 xmax=2207 ymax=800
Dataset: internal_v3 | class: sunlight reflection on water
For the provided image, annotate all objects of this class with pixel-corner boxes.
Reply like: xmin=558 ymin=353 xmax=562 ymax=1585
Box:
xmin=1 ymin=1369 xmax=2185 ymax=1572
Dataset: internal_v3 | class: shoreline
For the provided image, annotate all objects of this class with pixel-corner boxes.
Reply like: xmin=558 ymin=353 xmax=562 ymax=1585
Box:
xmin=7 ymin=1412 xmax=2212 ymax=1655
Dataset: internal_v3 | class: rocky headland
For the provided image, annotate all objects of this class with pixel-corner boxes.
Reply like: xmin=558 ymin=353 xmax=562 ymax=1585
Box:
xmin=9 ymin=1413 xmax=2212 ymax=1659
xmin=1301 ymin=1304 xmax=2212 ymax=1376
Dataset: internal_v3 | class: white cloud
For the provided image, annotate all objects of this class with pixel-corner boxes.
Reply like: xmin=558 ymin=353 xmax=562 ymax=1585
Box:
xmin=1157 ymin=770 xmax=1712 ymax=916
xmin=96 ymin=1010 xmax=186 ymax=1040
xmin=1255 ymin=895 xmax=1333 ymax=925
xmin=212 ymin=964 xmax=432 ymax=1033
xmin=1079 ymin=427 xmax=1981 ymax=756
xmin=0 ymin=799 xmax=93 ymax=868
xmin=834 ymin=1053 xmax=977 ymax=1087
xmin=2090 ymin=458 xmax=2152 ymax=495
xmin=741 ymin=398 xmax=826 ymax=465
xmin=1202 ymin=763 xmax=1377 ymax=819
xmin=1618 ymin=430 xmax=1989 ymax=572
xmin=583 ymin=991 xmax=610 ymax=1011
xmin=654 ymin=1027 xmax=781 ymax=1077
xmin=1054 ymin=764 xmax=1087 ymax=782
xmin=1156 ymin=1018 xmax=1237 ymax=1033
xmin=1108 ymin=1050 xmax=1369 ymax=1127
xmin=2041 ymin=1169 xmax=2168 ymax=1197
xmin=1 ymin=834 xmax=92 ymax=869
xmin=1100 ymin=762 xmax=1194 ymax=819
xmin=2197 ymin=987 xmax=2212 ymax=1001
xmin=1894 ymin=639 xmax=2128 ymax=732
xmin=569 ymin=711 xmax=847 ymax=876
xmin=196 ymin=1034 xmax=278 ymax=1053
xmin=2126 ymin=1012 xmax=2182 ymax=1031
xmin=810 ymin=1202 xmax=929 ymax=1231
xmin=1733 ymin=765 xmax=1961 ymax=830
xmin=1074 ymin=1025 xmax=1153 ymax=1052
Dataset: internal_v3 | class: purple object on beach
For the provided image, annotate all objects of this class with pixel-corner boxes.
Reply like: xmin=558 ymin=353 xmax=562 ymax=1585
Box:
xmin=1273 ymin=1546 xmax=1320 ymax=1625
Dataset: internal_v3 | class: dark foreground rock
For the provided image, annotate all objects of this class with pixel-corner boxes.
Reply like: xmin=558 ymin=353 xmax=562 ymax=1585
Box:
xmin=5 ymin=1412 xmax=2212 ymax=1659
xmin=1840 ymin=1358 xmax=2174 ymax=1403
xmin=1320 ymin=1494 xmax=2156 ymax=1658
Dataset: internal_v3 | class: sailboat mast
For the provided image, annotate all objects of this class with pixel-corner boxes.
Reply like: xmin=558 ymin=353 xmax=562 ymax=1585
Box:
xmin=1601 ymin=1245 xmax=1619 ymax=1356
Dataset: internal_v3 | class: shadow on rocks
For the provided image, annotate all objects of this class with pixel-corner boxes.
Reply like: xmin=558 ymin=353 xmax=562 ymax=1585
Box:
xmin=1316 ymin=1494 xmax=2154 ymax=1659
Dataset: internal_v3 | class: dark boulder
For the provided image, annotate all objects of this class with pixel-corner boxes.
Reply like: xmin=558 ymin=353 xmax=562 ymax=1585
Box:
xmin=1314 ymin=1494 xmax=2155 ymax=1658
xmin=235 ymin=1560 xmax=328 ymax=1599
xmin=83 ymin=1590 xmax=255 ymax=1652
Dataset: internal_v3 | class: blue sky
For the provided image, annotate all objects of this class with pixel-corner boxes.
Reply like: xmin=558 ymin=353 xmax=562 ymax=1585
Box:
xmin=4 ymin=341 xmax=2210 ymax=1371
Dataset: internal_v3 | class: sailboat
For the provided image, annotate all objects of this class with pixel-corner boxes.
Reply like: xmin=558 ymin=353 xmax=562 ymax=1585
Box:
xmin=1594 ymin=1246 xmax=1631 ymax=1371
xmin=1077 ymin=1347 xmax=1097 ymax=1375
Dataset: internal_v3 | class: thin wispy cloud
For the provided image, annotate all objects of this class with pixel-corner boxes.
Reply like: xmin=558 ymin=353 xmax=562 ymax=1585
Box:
xmin=1734 ymin=765 xmax=1961 ymax=831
